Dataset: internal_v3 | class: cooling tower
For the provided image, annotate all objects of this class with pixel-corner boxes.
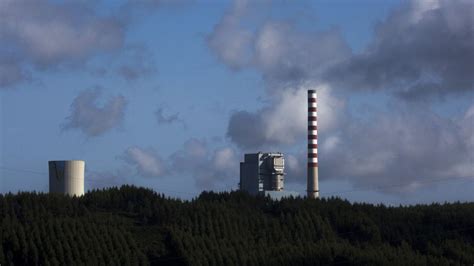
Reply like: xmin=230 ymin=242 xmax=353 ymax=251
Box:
xmin=307 ymin=90 xmax=319 ymax=199
xmin=49 ymin=160 xmax=85 ymax=196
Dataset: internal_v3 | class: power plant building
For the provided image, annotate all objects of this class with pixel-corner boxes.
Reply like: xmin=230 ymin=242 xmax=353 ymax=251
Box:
xmin=240 ymin=152 xmax=285 ymax=195
xmin=239 ymin=152 xmax=285 ymax=195
xmin=49 ymin=160 xmax=85 ymax=196
xmin=239 ymin=89 xmax=320 ymax=199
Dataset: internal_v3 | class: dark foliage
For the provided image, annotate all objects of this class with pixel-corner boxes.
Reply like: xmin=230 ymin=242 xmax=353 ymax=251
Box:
xmin=1 ymin=185 xmax=473 ymax=265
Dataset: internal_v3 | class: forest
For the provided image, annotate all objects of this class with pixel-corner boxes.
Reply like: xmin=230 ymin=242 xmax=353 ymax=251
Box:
xmin=1 ymin=185 xmax=473 ymax=265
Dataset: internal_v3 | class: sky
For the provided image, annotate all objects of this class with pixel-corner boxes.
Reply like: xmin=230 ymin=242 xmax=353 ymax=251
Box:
xmin=0 ymin=0 xmax=473 ymax=205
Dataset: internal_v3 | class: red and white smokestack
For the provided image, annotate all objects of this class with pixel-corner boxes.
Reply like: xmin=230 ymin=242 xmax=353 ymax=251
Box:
xmin=307 ymin=89 xmax=319 ymax=199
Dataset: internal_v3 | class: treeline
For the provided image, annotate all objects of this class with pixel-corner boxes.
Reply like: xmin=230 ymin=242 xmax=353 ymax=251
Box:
xmin=1 ymin=185 xmax=473 ymax=265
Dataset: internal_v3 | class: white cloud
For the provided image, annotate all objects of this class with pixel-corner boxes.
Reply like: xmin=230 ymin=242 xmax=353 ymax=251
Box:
xmin=123 ymin=147 xmax=167 ymax=178
xmin=170 ymin=139 xmax=239 ymax=189
xmin=206 ymin=0 xmax=253 ymax=70
xmin=227 ymin=83 xmax=345 ymax=148
xmin=322 ymin=136 xmax=341 ymax=153
xmin=212 ymin=147 xmax=237 ymax=171
xmin=214 ymin=0 xmax=474 ymax=197
xmin=0 ymin=0 xmax=124 ymax=67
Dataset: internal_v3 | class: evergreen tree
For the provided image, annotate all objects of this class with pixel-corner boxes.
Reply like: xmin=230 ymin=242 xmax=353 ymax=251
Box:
xmin=1 ymin=186 xmax=473 ymax=265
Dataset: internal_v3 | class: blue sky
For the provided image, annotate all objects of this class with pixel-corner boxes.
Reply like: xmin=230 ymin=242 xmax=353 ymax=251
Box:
xmin=1 ymin=0 xmax=473 ymax=204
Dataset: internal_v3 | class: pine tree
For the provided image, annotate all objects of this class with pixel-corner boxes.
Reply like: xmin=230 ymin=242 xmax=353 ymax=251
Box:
xmin=0 ymin=241 xmax=5 ymax=264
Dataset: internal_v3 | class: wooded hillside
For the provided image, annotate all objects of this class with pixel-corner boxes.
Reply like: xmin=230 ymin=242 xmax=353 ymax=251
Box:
xmin=1 ymin=185 xmax=473 ymax=265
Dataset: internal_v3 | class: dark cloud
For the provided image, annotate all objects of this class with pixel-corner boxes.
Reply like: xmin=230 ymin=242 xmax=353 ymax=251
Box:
xmin=0 ymin=0 xmax=125 ymax=88
xmin=62 ymin=87 xmax=127 ymax=137
xmin=284 ymin=102 xmax=474 ymax=194
xmin=122 ymin=146 xmax=168 ymax=178
xmin=207 ymin=0 xmax=351 ymax=89
xmin=227 ymin=84 xmax=473 ymax=194
xmin=210 ymin=0 xmax=474 ymax=196
xmin=253 ymin=22 xmax=351 ymax=90
xmin=209 ymin=0 xmax=349 ymax=149
xmin=0 ymin=0 xmax=124 ymax=66
xmin=0 ymin=0 xmax=182 ymax=88
xmin=325 ymin=0 xmax=474 ymax=98
xmin=209 ymin=0 xmax=473 ymax=98
xmin=227 ymin=111 xmax=268 ymax=149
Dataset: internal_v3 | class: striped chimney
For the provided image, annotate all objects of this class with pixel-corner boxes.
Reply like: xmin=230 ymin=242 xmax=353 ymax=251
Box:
xmin=307 ymin=90 xmax=319 ymax=199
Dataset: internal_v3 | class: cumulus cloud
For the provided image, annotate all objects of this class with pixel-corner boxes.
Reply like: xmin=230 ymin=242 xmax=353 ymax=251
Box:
xmin=209 ymin=0 xmax=348 ymax=149
xmin=119 ymin=139 xmax=239 ymax=189
xmin=0 ymin=0 xmax=124 ymax=87
xmin=284 ymin=102 xmax=474 ymax=193
xmin=62 ymin=88 xmax=127 ymax=137
xmin=206 ymin=0 xmax=253 ymax=70
xmin=209 ymin=0 xmax=473 ymax=97
xmin=123 ymin=147 xmax=168 ymax=178
xmin=325 ymin=0 xmax=474 ymax=99
xmin=254 ymin=22 xmax=351 ymax=90
xmin=210 ymin=0 xmax=474 ymax=196
xmin=227 ymin=84 xmax=345 ymax=149
xmin=284 ymin=152 xmax=306 ymax=182
xmin=207 ymin=1 xmax=350 ymax=89
xmin=0 ymin=0 xmax=188 ymax=88
xmin=344 ymin=103 xmax=473 ymax=189
xmin=195 ymin=147 xmax=239 ymax=189
xmin=170 ymin=139 xmax=239 ymax=189
xmin=0 ymin=0 xmax=124 ymax=65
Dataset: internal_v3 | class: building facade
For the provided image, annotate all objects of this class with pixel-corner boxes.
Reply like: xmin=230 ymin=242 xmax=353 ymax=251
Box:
xmin=239 ymin=152 xmax=285 ymax=195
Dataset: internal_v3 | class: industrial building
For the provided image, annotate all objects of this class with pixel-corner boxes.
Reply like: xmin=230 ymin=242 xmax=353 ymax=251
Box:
xmin=239 ymin=152 xmax=285 ymax=195
xmin=239 ymin=153 xmax=299 ymax=199
xmin=49 ymin=160 xmax=85 ymax=196
xmin=239 ymin=89 xmax=319 ymax=199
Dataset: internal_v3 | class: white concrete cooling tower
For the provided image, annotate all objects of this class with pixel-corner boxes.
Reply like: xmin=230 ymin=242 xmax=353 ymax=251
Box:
xmin=49 ymin=160 xmax=85 ymax=196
